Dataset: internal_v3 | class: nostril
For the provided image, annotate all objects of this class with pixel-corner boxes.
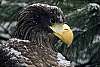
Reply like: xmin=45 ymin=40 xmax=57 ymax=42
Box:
xmin=64 ymin=29 xmax=68 ymax=30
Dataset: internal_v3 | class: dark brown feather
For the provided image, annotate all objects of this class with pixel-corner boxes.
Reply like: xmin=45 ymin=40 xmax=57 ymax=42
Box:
xmin=0 ymin=3 xmax=69 ymax=67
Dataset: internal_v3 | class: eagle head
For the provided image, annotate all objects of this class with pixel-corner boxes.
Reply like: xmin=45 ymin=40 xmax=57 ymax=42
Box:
xmin=12 ymin=3 xmax=73 ymax=46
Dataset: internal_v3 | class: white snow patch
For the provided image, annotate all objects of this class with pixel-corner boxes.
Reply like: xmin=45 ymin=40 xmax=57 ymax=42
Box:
xmin=10 ymin=3 xmax=27 ymax=6
xmin=89 ymin=3 xmax=100 ymax=9
xmin=30 ymin=3 xmax=63 ymax=12
xmin=5 ymin=47 xmax=31 ymax=63
xmin=92 ymin=35 xmax=100 ymax=44
xmin=30 ymin=3 xmax=58 ymax=9
xmin=20 ymin=63 xmax=28 ymax=66
xmin=20 ymin=55 xmax=30 ymax=61
xmin=57 ymin=53 xmax=71 ymax=67
xmin=10 ymin=21 xmax=17 ymax=27
xmin=71 ymin=62 xmax=77 ymax=67
xmin=5 ymin=47 xmax=21 ymax=59
xmin=88 ymin=3 xmax=100 ymax=11
xmin=1 ymin=22 xmax=9 ymax=28
xmin=23 ymin=46 xmax=28 ymax=51
xmin=0 ymin=33 xmax=10 ymax=38
xmin=72 ymin=27 xmax=86 ymax=32
xmin=77 ymin=58 xmax=89 ymax=64
xmin=0 ymin=27 xmax=5 ymax=31
xmin=77 ymin=8 xmax=84 ymax=12
xmin=10 ymin=56 xmax=17 ymax=60
xmin=9 ymin=38 xmax=30 ymax=43
xmin=8 ymin=48 xmax=21 ymax=56
xmin=3 ymin=22 xmax=9 ymax=28
xmin=1 ymin=0 xmax=8 ymax=5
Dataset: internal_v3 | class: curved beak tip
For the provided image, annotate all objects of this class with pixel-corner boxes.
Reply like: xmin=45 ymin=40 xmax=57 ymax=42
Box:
xmin=60 ymin=27 xmax=73 ymax=47
xmin=50 ymin=23 xmax=74 ymax=47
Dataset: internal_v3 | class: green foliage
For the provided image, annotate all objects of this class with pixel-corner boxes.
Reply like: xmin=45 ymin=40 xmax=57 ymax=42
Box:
xmin=0 ymin=5 xmax=22 ymax=22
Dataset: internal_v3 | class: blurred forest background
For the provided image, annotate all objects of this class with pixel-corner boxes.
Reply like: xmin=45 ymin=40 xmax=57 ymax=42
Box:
xmin=0 ymin=0 xmax=100 ymax=66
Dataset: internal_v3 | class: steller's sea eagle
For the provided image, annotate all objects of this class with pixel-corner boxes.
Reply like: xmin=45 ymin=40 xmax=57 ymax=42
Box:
xmin=0 ymin=3 xmax=73 ymax=67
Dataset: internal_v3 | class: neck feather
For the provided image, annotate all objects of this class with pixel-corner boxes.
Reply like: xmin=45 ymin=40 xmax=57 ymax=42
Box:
xmin=12 ymin=25 xmax=58 ymax=49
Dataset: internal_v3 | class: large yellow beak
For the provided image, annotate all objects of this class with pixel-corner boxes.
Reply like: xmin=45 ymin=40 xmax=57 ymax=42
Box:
xmin=50 ymin=23 xmax=73 ymax=47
